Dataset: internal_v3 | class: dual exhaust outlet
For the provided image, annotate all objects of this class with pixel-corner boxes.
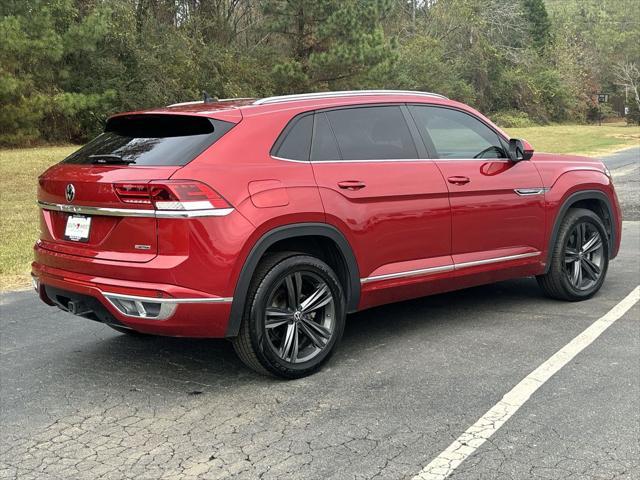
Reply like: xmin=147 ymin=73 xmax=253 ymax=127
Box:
xmin=64 ymin=295 xmax=171 ymax=320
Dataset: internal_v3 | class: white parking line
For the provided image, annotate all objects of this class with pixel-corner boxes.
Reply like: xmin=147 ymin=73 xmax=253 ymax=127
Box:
xmin=413 ymin=286 xmax=640 ymax=480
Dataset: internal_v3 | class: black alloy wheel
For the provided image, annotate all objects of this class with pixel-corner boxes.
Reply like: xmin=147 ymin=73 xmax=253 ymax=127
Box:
xmin=563 ymin=221 xmax=605 ymax=291
xmin=537 ymin=208 xmax=609 ymax=301
xmin=233 ymin=253 xmax=346 ymax=378
xmin=263 ymin=270 xmax=336 ymax=364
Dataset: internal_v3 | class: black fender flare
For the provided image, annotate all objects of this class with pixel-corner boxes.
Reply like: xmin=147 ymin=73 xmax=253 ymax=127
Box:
xmin=544 ymin=189 xmax=616 ymax=273
xmin=226 ymin=223 xmax=360 ymax=337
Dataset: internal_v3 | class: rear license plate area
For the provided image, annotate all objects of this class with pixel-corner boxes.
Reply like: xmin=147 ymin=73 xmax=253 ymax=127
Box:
xmin=64 ymin=215 xmax=91 ymax=242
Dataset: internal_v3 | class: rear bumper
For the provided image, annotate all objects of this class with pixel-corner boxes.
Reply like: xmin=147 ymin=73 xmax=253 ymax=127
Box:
xmin=32 ymin=262 xmax=232 ymax=338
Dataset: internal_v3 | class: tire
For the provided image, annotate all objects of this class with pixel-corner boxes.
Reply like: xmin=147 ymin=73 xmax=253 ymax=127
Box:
xmin=232 ymin=252 xmax=346 ymax=379
xmin=537 ymin=208 xmax=609 ymax=301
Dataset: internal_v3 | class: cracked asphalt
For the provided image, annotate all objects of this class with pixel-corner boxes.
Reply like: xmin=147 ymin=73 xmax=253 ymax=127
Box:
xmin=1 ymin=149 xmax=638 ymax=480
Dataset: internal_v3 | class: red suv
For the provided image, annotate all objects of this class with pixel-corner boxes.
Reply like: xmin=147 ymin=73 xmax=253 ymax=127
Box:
xmin=33 ymin=90 xmax=622 ymax=378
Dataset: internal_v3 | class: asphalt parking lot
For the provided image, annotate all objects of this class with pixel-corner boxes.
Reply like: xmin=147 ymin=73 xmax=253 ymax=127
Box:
xmin=1 ymin=149 xmax=639 ymax=480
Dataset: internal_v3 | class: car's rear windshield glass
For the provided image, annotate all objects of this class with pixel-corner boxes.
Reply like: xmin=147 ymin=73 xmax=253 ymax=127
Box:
xmin=62 ymin=115 xmax=234 ymax=166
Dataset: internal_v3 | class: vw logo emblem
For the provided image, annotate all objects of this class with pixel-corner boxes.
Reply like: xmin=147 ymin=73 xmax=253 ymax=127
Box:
xmin=65 ymin=184 xmax=75 ymax=202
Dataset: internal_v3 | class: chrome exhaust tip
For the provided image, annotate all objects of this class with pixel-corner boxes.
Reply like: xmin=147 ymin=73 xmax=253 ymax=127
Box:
xmin=103 ymin=293 xmax=176 ymax=320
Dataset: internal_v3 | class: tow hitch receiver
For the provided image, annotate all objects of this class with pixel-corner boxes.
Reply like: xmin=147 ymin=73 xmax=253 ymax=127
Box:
xmin=66 ymin=300 xmax=93 ymax=316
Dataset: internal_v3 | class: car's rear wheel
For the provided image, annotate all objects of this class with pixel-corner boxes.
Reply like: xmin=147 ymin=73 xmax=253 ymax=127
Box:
xmin=232 ymin=252 xmax=346 ymax=379
xmin=537 ymin=208 xmax=609 ymax=301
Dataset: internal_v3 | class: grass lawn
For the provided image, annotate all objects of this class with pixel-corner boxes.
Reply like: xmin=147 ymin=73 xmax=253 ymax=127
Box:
xmin=1 ymin=145 xmax=76 ymax=290
xmin=506 ymin=122 xmax=640 ymax=156
xmin=1 ymin=123 xmax=639 ymax=291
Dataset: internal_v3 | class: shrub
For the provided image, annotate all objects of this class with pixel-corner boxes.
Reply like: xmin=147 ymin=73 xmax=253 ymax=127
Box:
xmin=491 ymin=110 xmax=537 ymax=128
xmin=625 ymin=102 xmax=640 ymax=125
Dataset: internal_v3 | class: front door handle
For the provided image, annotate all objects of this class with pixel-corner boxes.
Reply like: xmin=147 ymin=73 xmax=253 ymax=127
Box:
xmin=447 ymin=176 xmax=470 ymax=185
xmin=337 ymin=180 xmax=366 ymax=190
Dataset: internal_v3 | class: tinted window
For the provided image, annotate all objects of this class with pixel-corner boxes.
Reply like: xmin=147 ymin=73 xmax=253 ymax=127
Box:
xmin=62 ymin=115 xmax=233 ymax=166
xmin=324 ymin=106 xmax=418 ymax=160
xmin=274 ymin=114 xmax=313 ymax=161
xmin=311 ymin=112 xmax=340 ymax=161
xmin=410 ymin=106 xmax=507 ymax=159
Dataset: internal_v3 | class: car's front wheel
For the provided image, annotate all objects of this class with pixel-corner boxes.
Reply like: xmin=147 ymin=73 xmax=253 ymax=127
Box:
xmin=537 ymin=208 xmax=609 ymax=301
xmin=233 ymin=252 xmax=346 ymax=378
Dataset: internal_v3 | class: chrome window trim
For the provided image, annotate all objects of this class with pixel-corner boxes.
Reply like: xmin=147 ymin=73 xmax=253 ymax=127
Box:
xmin=102 ymin=292 xmax=233 ymax=304
xmin=430 ymin=158 xmax=511 ymax=162
xmin=271 ymin=155 xmax=438 ymax=164
xmin=310 ymin=158 xmax=435 ymax=164
xmin=37 ymin=201 xmax=233 ymax=218
xmin=255 ymin=90 xmax=448 ymax=105
xmin=360 ymin=252 xmax=540 ymax=283
xmin=271 ymin=155 xmax=309 ymax=163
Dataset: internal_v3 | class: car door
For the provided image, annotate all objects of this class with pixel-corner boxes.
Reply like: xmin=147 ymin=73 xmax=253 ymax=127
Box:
xmin=408 ymin=105 xmax=546 ymax=268
xmin=309 ymin=105 xmax=452 ymax=298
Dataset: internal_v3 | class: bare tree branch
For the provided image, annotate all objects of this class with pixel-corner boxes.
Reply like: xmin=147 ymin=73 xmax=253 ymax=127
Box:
xmin=614 ymin=62 xmax=640 ymax=113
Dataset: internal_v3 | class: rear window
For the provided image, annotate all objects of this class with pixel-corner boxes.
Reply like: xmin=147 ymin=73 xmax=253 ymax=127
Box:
xmin=272 ymin=114 xmax=313 ymax=161
xmin=62 ymin=115 xmax=234 ymax=166
xmin=311 ymin=113 xmax=341 ymax=161
xmin=324 ymin=106 xmax=418 ymax=160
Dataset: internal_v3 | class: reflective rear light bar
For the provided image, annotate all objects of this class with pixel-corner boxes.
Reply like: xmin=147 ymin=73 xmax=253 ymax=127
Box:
xmin=37 ymin=201 xmax=233 ymax=218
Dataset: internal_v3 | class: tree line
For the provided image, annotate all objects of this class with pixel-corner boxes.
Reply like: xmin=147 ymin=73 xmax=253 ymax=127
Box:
xmin=1 ymin=0 xmax=639 ymax=147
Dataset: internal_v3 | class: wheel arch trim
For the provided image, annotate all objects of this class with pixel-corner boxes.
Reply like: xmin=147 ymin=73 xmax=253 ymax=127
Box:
xmin=226 ymin=223 xmax=360 ymax=337
xmin=544 ymin=189 xmax=616 ymax=273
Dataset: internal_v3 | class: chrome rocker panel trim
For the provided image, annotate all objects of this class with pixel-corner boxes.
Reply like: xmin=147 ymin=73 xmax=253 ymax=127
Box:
xmin=361 ymin=265 xmax=454 ymax=284
xmin=361 ymin=252 xmax=540 ymax=284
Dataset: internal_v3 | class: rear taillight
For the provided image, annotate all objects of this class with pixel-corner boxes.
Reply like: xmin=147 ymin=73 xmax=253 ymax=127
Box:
xmin=114 ymin=181 xmax=231 ymax=211
xmin=114 ymin=184 xmax=152 ymax=205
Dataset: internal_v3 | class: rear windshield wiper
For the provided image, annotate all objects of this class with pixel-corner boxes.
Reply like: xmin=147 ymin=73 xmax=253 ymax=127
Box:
xmin=89 ymin=154 xmax=136 ymax=164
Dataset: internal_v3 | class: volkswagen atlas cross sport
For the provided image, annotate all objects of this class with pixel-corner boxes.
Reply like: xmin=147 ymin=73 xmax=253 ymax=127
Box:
xmin=33 ymin=90 xmax=622 ymax=378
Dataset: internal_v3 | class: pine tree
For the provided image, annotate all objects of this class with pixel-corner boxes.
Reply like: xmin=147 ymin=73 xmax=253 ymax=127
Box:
xmin=263 ymin=0 xmax=394 ymax=92
xmin=523 ymin=0 xmax=551 ymax=51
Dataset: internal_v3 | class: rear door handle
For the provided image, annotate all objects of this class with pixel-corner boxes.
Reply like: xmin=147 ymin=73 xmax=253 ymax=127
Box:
xmin=447 ymin=176 xmax=470 ymax=185
xmin=337 ymin=180 xmax=366 ymax=190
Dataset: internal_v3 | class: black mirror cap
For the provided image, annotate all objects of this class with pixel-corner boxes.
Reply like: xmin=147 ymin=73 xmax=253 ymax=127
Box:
xmin=508 ymin=138 xmax=534 ymax=162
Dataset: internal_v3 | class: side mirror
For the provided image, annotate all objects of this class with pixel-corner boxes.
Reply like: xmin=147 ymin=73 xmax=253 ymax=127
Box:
xmin=508 ymin=138 xmax=534 ymax=162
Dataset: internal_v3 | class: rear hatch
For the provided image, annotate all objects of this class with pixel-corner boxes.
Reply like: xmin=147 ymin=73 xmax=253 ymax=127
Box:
xmin=37 ymin=114 xmax=235 ymax=262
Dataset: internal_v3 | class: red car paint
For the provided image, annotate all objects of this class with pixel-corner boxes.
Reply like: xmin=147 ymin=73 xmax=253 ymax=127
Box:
xmin=32 ymin=92 xmax=622 ymax=337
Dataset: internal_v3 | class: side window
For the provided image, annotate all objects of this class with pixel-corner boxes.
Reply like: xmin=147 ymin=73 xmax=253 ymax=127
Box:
xmin=323 ymin=106 xmax=418 ymax=160
xmin=410 ymin=106 xmax=507 ymax=159
xmin=273 ymin=114 xmax=313 ymax=161
xmin=311 ymin=112 xmax=340 ymax=161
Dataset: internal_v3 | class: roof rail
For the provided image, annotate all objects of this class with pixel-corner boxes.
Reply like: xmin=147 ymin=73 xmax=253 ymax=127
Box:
xmin=253 ymin=90 xmax=448 ymax=105
xmin=167 ymin=100 xmax=203 ymax=107
xmin=166 ymin=98 xmax=254 ymax=107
